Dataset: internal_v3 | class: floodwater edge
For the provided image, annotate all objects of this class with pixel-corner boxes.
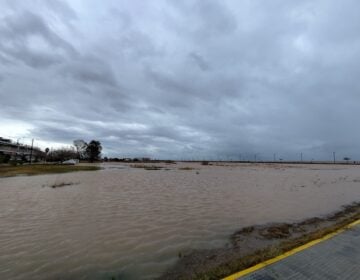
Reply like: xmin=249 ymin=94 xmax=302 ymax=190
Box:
xmin=157 ymin=202 xmax=360 ymax=280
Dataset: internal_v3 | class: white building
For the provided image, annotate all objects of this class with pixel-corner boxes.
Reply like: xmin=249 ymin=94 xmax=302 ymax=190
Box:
xmin=0 ymin=137 xmax=42 ymax=161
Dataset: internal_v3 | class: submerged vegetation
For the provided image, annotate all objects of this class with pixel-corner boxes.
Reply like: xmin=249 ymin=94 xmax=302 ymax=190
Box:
xmin=130 ymin=164 xmax=164 ymax=170
xmin=46 ymin=181 xmax=79 ymax=188
xmin=178 ymin=167 xmax=195 ymax=170
xmin=0 ymin=164 xmax=101 ymax=177
xmin=130 ymin=164 xmax=197 ymax=171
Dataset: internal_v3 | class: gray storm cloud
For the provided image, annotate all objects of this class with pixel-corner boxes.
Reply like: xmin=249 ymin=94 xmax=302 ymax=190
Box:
xmin=1 ymin=0 xmax=360 ymax=160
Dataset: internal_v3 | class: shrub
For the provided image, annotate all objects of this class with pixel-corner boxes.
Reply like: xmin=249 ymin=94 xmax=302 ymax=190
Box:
xmin=0 ymin=153 xmax=11 ymax=164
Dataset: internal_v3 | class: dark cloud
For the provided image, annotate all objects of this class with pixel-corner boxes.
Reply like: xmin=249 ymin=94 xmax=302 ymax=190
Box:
xmin=0 ymin=10 xmax=76 ymax=68
xmin=188 ymin=52 xmax=210 ymax=71
xmin=46 ymin=0 xmax=77 ymax=21
xmin=62 ymin=56 xmax=118 ymax=87
xmin=1 ymin=0 xmax=360 ymax=160
xmin=168 ymin=0 xmax=237 ymax=39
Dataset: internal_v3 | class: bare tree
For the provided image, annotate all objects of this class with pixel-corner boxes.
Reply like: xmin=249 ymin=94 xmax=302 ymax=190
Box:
xmin=47 ymin=148 xmax=77 ymax=162
xmin=73 ymin=139 xmax=87 ymax=159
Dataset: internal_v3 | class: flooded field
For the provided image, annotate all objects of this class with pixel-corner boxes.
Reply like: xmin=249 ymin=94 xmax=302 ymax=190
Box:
xmin=1 ymin=162 xmax=360 ymax=280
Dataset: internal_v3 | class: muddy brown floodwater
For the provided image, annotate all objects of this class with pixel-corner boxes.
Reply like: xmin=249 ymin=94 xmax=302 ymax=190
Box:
xmin=1 ymin=162 xmax=360 ymax=280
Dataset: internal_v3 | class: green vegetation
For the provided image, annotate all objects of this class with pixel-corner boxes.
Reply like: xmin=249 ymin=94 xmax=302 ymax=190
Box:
xmin=0 ymin=153 xmax=11 ymax=164
xmin=0 ymin=164 xmax=101 ymax=177
xmin=86 ymin=140 xmax=102 ymax=162
xmin=46 ymin=139 xmax=102 ymax=162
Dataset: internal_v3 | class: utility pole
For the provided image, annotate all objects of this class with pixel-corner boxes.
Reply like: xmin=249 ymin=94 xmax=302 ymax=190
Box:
xmin=254 ymin=154 xmax=257 ymax=163
xmin=301 ymin=152 xmax=303 ymax=162
xmin=16 ymin=138 xmax=20 ymax=160
xmin=29 ymin=138 xmax=34 ymax=164
xmin=333 ymin=152 xmax=336 ymax=164
xmin=273 ymin=153 xmax=276 ymax=162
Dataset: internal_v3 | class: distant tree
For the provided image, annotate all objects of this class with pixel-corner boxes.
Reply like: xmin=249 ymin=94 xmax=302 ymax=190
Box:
xmin=73 ymin=139 xmax=87 ymax=159
xmin=21 ymin=154 xmax=27 ymax=163
xmin=0 ymin=152 xmax=11 ymax=164
xmin=85 ymin=140 xmax=102 ymax=162
xmin=47 ymin=148 xmax=77 ymax=162
xmin=344 ymin=157 xmax=351 ymax=163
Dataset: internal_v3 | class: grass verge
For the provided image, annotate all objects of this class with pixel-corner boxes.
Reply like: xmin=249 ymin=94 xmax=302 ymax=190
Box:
xmin=0 ymin=164 xmax=101 ymax=177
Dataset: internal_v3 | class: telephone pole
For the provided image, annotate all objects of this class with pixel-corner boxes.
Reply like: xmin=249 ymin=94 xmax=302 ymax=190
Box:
xmin=333 ymin=152 xmax=336 ymax=164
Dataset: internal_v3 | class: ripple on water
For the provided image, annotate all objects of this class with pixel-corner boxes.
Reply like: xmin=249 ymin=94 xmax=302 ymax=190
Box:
xmin=1 ymin=163 xmax=360 ymax=279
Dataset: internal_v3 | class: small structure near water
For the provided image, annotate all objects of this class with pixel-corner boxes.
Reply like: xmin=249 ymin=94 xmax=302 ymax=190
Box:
xmin=62 ymin=159 xmax=79 ymax=165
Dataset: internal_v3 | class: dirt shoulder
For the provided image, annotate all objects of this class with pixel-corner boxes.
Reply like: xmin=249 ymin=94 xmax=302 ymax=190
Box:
xmin=158 ymin=202 xmax=360 ymax=280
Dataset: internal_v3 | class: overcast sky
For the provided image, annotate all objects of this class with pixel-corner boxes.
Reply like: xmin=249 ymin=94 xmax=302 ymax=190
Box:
xmin=1 ymin=0 xmax=360 ymax=160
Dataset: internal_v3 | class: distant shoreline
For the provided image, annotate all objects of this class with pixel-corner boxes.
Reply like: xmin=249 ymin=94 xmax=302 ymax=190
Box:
xmin=106 ymin=159 xmax=360 ymax=166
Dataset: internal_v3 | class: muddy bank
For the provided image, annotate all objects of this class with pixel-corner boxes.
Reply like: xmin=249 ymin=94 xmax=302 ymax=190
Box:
xmin=158 ymin=202 xmax=360 ymax=280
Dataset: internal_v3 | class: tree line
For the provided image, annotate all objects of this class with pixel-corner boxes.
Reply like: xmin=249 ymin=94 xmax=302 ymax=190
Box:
xmin=45 ymin=140 xmax=102 ymax=162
